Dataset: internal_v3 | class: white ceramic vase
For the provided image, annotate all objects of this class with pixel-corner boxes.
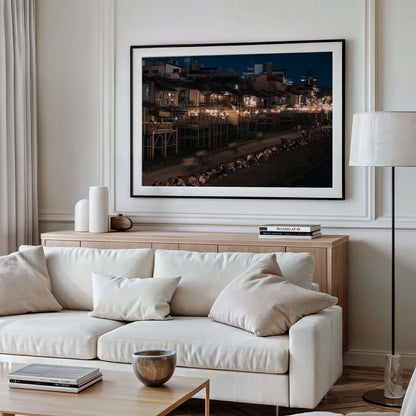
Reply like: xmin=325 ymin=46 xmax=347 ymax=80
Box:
xmin=74 ymin=198 xmax=89 ymax=232
xmin=89 ymin=186 xmax=109 ymax=233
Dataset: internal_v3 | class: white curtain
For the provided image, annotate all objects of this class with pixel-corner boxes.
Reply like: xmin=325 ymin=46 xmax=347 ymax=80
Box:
xmin=0 ymin=0 xmax=38 ymax=255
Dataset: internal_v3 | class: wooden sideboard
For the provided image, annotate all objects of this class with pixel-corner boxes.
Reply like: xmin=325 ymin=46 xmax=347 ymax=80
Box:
xmin=41 ymin=230 xmax=349 ymax=349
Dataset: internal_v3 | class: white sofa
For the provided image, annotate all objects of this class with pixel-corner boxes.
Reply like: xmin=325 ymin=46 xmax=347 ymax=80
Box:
xmin=0 ymin=246 xmax=343 ymax=411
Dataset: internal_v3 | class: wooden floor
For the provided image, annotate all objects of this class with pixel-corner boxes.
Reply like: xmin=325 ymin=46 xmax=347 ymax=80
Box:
xmin=171 ymin=366 xmax=411 ymax=415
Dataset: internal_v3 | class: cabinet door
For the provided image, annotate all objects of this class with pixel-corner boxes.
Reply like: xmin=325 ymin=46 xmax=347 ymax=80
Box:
xmin=218 ymin=245 xmax=285 ymax=253
xmin=178 ymin=244 xmax=217 ymax=252
xmin=44 ymin=240 xmax=80 ymax=247
xmin=152 ymin=243 xmax=179 ymax=251
xmin=286 ymin=247 xmax=327 ymax=292
xmin=81 ymin=242 xmax=151 ymax=249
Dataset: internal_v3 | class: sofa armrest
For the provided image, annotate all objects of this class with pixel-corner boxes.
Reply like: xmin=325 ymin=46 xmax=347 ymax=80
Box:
xmin=289 ymin=305 xmax=343 ymax=409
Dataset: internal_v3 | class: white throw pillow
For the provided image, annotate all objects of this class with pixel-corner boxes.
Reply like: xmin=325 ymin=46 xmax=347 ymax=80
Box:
xmin=89 ymin=271 xmax=181 ymax=321
xmin=20 ymin=246 xmax=155 ymax=311
xmin=154 ymin=250 xmax=314 ymax=316
xmin=209 ymin=259 xmax=338 ymax=336
xmin=0 ymin=250 xmax=62 ymax=316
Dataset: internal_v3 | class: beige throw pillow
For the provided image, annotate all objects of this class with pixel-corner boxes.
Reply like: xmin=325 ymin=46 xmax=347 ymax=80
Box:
xmin=0 ymin=250 xmax=62 ymax=316
xmin=209 ymin=259 xmax=338 ymax=336
xmin=89 ymin=272 xmax=181 ymax=321
xmin=18 ymin=245 xmax=51 ymax=286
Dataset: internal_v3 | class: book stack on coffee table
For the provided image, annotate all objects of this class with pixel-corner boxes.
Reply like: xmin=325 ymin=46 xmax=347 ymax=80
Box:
xmin=8 ymin=364 xmax=102 ymax=393
xmin=258 ymin=224 xmax=321 ymax=239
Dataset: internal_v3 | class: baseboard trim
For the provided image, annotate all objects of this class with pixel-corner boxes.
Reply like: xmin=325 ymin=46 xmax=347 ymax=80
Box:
xmin=344 ymin=350 xmax=416 ymax=369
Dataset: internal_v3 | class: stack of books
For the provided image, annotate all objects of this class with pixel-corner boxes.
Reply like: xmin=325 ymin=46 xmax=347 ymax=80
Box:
xmin=8 ymin=364 xmax=103 ymax=393
xmin=259 ymin=224 xmax=322 ymax=239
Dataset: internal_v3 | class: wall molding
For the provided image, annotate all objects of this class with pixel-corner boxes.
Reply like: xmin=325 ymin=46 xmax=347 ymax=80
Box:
xmin=362 ymin=0 xmax=377 ymax=223
xmin=38 ymin=213 xmax=416 ymax=231
xmin=93 ymin=0 xmax=416 ymax=229
xmin=111 ymin=0 xmax=381 ymax=226
xmin=365 ymin=0 xmax=377 ymax=113
xmin=344 ymin=349 xmax=416 ymax=370
xmin=98 ymin=0 xmax=115 ymax=213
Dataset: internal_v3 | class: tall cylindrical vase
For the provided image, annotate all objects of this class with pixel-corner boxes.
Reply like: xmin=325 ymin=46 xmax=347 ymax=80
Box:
xmin=89 ymin=186 xmax=109 ymax=233
xmin=384 ymin=354 xmax=405 ymax=399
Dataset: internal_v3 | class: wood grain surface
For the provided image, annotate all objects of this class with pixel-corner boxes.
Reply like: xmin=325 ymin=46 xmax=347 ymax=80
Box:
xmin=41 ymin=230 xmax=348 ymax=248
xmin=0 ymin=363 xmax=209 ymax=416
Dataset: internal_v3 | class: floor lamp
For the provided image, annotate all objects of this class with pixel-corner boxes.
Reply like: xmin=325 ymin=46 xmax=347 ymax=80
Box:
xmin=350 ymin=111 xmax=416 ymax=407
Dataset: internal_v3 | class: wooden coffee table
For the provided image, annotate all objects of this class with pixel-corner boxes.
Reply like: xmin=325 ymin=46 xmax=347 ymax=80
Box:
xmin=0 ymin=363 xmax=209 ymax=416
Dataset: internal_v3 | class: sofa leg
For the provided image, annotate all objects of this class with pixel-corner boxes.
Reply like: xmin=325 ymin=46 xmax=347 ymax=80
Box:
xmin=275 ymin=406 xmax=279 ymax=416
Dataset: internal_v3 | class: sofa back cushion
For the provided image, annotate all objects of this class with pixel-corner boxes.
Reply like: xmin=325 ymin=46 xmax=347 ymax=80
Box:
xmin=274 ymin=252 xmax=315 ymax=289
xmin=40 ymin=247 xmax=154 ymax=310
xmin=154 ymin=250 xmax=314 ymax=316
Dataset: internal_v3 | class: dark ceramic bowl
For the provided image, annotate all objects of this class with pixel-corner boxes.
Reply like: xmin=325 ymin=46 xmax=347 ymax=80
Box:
xmin=132 ymin=349 xmax=176 ymax=387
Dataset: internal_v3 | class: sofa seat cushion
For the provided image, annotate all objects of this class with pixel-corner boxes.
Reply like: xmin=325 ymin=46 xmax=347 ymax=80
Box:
xmin=0 ymin=310 xmax=124 ymax=359
xmin=97 ymin=316 xmax=289 ymax=374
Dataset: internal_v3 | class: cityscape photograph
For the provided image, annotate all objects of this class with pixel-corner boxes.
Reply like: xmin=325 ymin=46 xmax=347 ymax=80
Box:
xmin=139 ymin=51 xmax=334 ymax=189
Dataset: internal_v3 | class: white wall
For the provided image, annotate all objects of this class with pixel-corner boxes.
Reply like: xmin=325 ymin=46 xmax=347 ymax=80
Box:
xmin=36 ymin=0 xmax=416 ymax=367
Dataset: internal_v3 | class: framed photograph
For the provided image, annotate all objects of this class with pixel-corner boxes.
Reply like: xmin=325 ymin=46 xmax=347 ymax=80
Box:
xmin=131 ymin=40 xmax=345 ymax=199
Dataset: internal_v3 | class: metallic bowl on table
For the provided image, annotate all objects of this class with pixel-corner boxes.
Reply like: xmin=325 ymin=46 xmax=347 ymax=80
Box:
xmin=132 ymin=349 xmax=176 ymax=387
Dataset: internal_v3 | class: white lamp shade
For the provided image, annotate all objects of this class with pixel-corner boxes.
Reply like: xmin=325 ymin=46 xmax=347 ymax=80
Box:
xmin=350 ymin=111 xmax=416 ymax=167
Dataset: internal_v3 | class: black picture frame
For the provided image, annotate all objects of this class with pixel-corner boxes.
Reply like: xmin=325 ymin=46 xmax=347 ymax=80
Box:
xmin=130 ymin=39 xmax=345 ymax=199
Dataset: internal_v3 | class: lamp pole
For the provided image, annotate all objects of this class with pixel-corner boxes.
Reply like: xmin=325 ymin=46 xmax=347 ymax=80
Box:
xmin=392 ymin=166 xmax=395 ymax=357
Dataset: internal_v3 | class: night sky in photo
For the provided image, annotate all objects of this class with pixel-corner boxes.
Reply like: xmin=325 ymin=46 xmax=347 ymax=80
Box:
xmin=145 ymin=52 xmax=333 ymax=87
